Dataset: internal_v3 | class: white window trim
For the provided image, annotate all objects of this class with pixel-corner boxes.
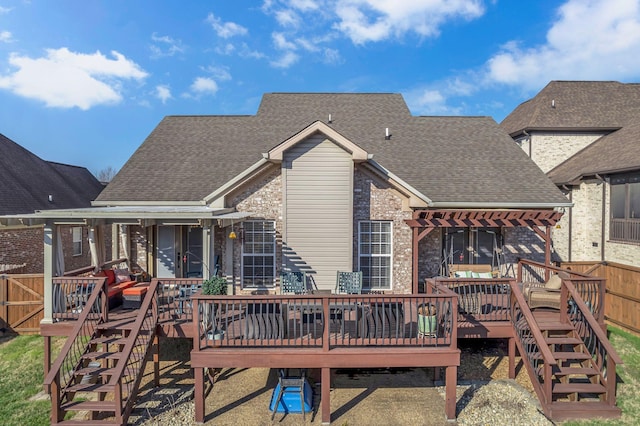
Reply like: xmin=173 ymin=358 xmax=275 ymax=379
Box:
xmin=72 ymin=226 xmax=82 ymax=256
xmin=241 ymin=220 xmax=276 ymax=288
xmin=358 ymin=220 xmax=393 ymax=290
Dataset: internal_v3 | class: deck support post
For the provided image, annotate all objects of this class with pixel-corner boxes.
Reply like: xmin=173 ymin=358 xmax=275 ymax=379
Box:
xmin=194 ymin=366 xmax=205 ymax=424
xmin=321 ymin=367 xmax=331 ymax=424
xmin=43 ymin=336 xmax=51 ymax=394
xmin=445 ymin=365 xmax=457 ymax=420
xmin=508 ymin=337 xmax=516 ymax=379
xmin=153 ymin=334 xmax=160 ymax=387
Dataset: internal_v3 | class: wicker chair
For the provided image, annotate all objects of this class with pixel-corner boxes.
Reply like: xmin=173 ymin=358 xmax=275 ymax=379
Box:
xmin=523 ymin=273 xmax=565 ymax=310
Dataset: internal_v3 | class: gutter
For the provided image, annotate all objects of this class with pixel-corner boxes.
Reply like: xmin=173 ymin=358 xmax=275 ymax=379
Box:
xmin=429 ymin=201 xmax=573 ymax=209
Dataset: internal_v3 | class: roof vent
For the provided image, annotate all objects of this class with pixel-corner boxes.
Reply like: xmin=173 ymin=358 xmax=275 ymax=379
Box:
xmin=48 ymin=194 xmax=53 ymax=202
xmin=551 ymin=99 xmax=556 ymax=108
xmin=385 ymin=127 xmax=391 ymax=140
xmin=328 ymin=114 xmax=332 ymax=124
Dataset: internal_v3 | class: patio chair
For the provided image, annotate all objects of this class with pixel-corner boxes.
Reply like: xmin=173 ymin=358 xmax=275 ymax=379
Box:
xmin=335 ymin=271 xmax=362 ymax=294
xmin=270 ymin=368 xmax=312 ymax=420
xmin=280 ymin=271 xmax=307 ymax=294
xmin=523 ymin=272 xmax=565 ymax=310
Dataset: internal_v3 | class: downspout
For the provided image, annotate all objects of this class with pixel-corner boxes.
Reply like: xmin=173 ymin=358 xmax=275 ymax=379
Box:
xmin=567 ymin=189 xmax=572 ymax=262
xmin=597 ymin=174 xmax=606 ymax=262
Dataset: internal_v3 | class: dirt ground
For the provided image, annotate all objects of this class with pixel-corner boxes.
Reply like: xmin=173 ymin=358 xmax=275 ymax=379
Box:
xmin=128 ymin=338 xmax=537 ymax=425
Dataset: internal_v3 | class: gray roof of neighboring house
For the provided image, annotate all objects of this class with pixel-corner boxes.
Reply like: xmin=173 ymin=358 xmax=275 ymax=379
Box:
xmin=501 ymin=81 xmax=640 ymax=184
xmin=97 ymin=93 xmax=568 ymax=206
xmin=0 ymin=133 xmax=104 ymax=215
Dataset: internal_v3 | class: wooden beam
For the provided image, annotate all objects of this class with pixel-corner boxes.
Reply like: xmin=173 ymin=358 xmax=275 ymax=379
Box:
xmin=322 ymin=367 xmax=331 ymax=424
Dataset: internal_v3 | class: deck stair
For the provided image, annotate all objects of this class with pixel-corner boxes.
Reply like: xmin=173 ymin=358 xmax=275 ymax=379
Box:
xmin=529 ymin=320 xmax=621 ymax=420
xmin=46 ymin=280 xmax=159 ymax=425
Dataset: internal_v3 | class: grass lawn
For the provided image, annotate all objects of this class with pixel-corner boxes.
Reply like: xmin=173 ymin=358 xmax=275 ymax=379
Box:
xmin=1 ymin=326 xmax=639 ymax=426
xmin=0 ymin=335 xmax=52 ymax=425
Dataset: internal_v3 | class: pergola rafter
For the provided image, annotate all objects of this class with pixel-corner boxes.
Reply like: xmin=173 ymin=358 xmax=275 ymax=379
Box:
xmin=406 ymin=209 xmax=564 ymax=293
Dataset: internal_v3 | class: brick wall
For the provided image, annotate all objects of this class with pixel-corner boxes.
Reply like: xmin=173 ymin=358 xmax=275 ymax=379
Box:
xmin=0 ymin=225 xmax=95 ymax=273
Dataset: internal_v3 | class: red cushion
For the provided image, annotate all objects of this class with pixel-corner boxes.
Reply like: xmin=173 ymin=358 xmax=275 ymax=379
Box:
xmin=103 ymin=269 xmax=116 ymax=285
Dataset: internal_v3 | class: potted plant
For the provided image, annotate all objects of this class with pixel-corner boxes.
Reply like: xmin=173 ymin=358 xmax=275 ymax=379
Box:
xmin=417 ymin=303 xmax=437 ymax=337
xmin=201 ymin=276 xmax=228 ymax=340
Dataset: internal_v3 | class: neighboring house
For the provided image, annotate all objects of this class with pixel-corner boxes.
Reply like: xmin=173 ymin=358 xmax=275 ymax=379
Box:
xmin=501 ymin=81 xmax=640 ymax=267
xmin=0 ymin=133 xmax=105 ymax=273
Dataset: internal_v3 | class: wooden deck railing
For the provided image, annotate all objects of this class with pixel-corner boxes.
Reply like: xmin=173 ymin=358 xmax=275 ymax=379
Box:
xmin=518 ymin=258 xmax=606 ymax=324
xmin=191 ymin=291 xmax=458 ymax=351
xmin=108 ymin=279 xmax=159 ymax=423
xmin=426 ymin=277 xmax=514 ymax=322
xmin=561 ymin=278 xmax=623 ymax=406
xmin=509 ymin=281 xmax=557 ymax=407
xmin=44 ymin=278 xmax=108 ymax=422
xmin=52 ymin=276 xmax=109 ymax=321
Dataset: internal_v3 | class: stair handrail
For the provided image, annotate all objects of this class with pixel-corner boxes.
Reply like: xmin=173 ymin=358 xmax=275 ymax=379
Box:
xmin=106 ymin=279 xmax=159 ymax=421
xmin=510 ymin=281 xmax=556 ymax=407
xmin=44 ymin=276 xmax=109 ymax=388
xmin=561 ymin=278 xmax=623 ymax=405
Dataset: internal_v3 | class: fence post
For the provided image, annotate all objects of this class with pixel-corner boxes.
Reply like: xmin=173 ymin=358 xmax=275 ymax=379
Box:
xmin=0 ymin=275 xmax=7 ymax=335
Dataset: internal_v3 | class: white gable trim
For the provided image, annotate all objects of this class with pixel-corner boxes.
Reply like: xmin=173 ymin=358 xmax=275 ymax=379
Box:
xmin=266 ymin=121 xmax=370 ymax=162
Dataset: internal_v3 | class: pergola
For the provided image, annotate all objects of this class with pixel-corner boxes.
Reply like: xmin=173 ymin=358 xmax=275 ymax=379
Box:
xmin=405 ymin=209 xmax=564 ymax=294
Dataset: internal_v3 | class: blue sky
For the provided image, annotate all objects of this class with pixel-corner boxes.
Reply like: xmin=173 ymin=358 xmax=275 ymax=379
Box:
xmin=2 ymin=0 xmax=640 ymax=177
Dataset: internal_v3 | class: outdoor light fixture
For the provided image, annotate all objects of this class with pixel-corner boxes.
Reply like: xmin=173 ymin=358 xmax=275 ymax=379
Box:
xmin=228 ymin=229 xmax=237 ymax=239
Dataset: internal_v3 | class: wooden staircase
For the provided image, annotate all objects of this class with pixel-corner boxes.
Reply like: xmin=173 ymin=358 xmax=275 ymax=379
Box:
xmin=45 ymin=280 xmax=159 ymax=425
xmin=536 ymin=321 xmax=621 ymax=420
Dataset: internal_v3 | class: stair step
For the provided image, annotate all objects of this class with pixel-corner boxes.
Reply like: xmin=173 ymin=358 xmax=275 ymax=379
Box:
xmin=553 ymin=351 xmax=592 ymax=361
xmin=97 ymin=318 xmax=136 ymax=330
xmin=553 ymin=383 xmax=607 ymax=394
xmin=538 ymin=323 xmax=575 ymax=331
xmin=548 ymin=401 xmax=621 ymax=421
xmin=74 ymin=366 xmax=116 ymax=377
xmin=64 ymin=382 xmax=115 ymax=393
xmin=60 ymin=399 xmax=116 ymax=412
xmin=81 ymin=351 xmax=126 ymax=361
xmin=554 ymin=366 xmax=600 ymax=377
xmin=90 ymin=335 xmax=129 ymax=346
xmin=545 ymin=337 xmax=582 ymax=345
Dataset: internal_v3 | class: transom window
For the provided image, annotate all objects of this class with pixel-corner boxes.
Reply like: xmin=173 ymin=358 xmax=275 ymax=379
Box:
xmin=610 ymin=173 xmax=640 ymax=243
xmin=242 ymin=220 xmax=276 ymax=288
xmin=358 ymin=221 xmax=392 ymax=290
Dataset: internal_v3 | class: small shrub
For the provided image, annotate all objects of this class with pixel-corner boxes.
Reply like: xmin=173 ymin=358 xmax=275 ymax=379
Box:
xmin=202 ymin=276 xmax=228 ymax=295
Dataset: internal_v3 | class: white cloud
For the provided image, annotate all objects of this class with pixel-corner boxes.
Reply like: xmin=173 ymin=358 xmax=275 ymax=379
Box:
xmin=271 ymin=51 xmax=299 ymax=68
xmin=276 ymin=9 xmax=300 ymax=27
xmin=290 ymin=0 xmax=319 ymax=11
xmin=0 ymin=6 xmax=11 ymax=14
xmin=155 ymin=85 xmax=172 ymax=103
xmin=215 ymin=43 xmax=236 ymax=55
xmin=0 ymin=30 xmax=13 ymax=43
xmin=0 ymin=48 xmax=148 ymax=110
xmin=273 ymin=32 xmax=297 ymax=50
xmin=334 ymin=0 xmax=485 ymax=44
xmin=238 ymin=43 xmax=266 ymax=59
xmin=206 ymin=13 xmax=248 ymax=38
xmin=150 ymin=33 xmax=185 ymax=58
xmin=204 ymin=65 xmax=232 ymax=82
xmin=190 ymin=77 xmax=218 ymax=95
xmin=322 ymin=47 xmax=341 ymax=64
xmin=486 ymin=0 xmax=640 ymax=89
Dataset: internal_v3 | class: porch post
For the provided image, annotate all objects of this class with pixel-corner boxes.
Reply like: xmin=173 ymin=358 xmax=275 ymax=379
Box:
xmin=321 ymin=367 xmax=331 ymax=424
xmin=202 ymin=220 xmax=212 ymax=278
xmin=194 ymin=366 xmax=205 ymax=423
xmin=508 ymin=337 xmax=516 ymax=379
xmin=412 ymin=227 xmax=419 ymax=294
xmin=42 ymin=222 xmax=54 ymax=324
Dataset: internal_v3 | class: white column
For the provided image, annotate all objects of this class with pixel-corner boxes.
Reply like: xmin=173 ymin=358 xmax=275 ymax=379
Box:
xmin=42 ymin=222 xmax=54 ymax=324
xmin=201 ymin=220 xmax=212 ymax=278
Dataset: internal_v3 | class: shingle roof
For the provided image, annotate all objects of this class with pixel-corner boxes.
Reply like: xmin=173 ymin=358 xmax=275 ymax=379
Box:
xmin=0 ymin=133 xmax=104 ymax=215
xmin=501 ymin=81 xmax=640 ymax=135
xmin=97 ymin=93 xmax=568 ymax=206
xmin=501 ymin=81 xmax=640 ymax=184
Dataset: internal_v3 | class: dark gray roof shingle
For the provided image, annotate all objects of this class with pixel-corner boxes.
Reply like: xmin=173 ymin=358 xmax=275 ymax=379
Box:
xmin=97 ymin=93 xmax=567 ymax=206
xmin=0 ymin=133 xmax=104 ymax=215
xmin=501 ymin=81 xmax=640 ymax=184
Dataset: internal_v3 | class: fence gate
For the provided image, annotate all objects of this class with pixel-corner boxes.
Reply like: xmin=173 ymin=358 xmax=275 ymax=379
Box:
xmin=0 ymin=274 xmax=44 ymax=335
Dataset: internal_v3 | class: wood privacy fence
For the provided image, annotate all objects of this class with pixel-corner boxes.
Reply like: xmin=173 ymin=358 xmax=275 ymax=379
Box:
xmin=561 ymin=261 xmax=640 ymax=336
xmin=0 ymin=274 xmax=44 ymax=335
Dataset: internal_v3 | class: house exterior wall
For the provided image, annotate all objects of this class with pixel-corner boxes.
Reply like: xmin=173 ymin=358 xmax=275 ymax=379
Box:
xmin=353 ymin=166 xmax=413 ymax=294
xmin=503 ymin=227 xmax=549 ymax=266
xmin=603 ymin=180 xmax=640 ymax=267
xmin=519 ymin=132 xmax=605 ymax=173
xmin=0 ymin=225 xmax=95 ymax=274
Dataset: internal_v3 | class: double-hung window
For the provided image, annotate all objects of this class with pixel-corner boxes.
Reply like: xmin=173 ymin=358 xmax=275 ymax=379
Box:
xmin=610 ymin=173 xmax=640 ymax=243
xmin=242 ymin=220 xmax=276 ymax=287
xmin=72 ymin=227 xmax=82 ymax=256
xmin=358 ymin=221 xmax=392 ymax=290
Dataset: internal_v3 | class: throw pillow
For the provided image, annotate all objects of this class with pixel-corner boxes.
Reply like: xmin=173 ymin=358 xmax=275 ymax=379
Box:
xmin=545 ymin=274 xmax=562 ymax=290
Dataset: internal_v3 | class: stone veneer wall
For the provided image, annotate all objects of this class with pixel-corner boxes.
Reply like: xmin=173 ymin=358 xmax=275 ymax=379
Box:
xmin=528 ymin=132 xmax=605 ymax=173
xmin=353 ymin=167 xmax=413 ymax=294
xmin=603 ymin=180 xmax=640 ymax=267
xmin=229 ymin=167 xmax=283 ymax=295
xmin=129 ymin=225 xmax=149 ymax=272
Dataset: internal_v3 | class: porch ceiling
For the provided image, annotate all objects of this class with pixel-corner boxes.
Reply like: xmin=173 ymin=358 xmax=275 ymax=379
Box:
xmin=405 ymin=209 xmax=563 ymax=228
